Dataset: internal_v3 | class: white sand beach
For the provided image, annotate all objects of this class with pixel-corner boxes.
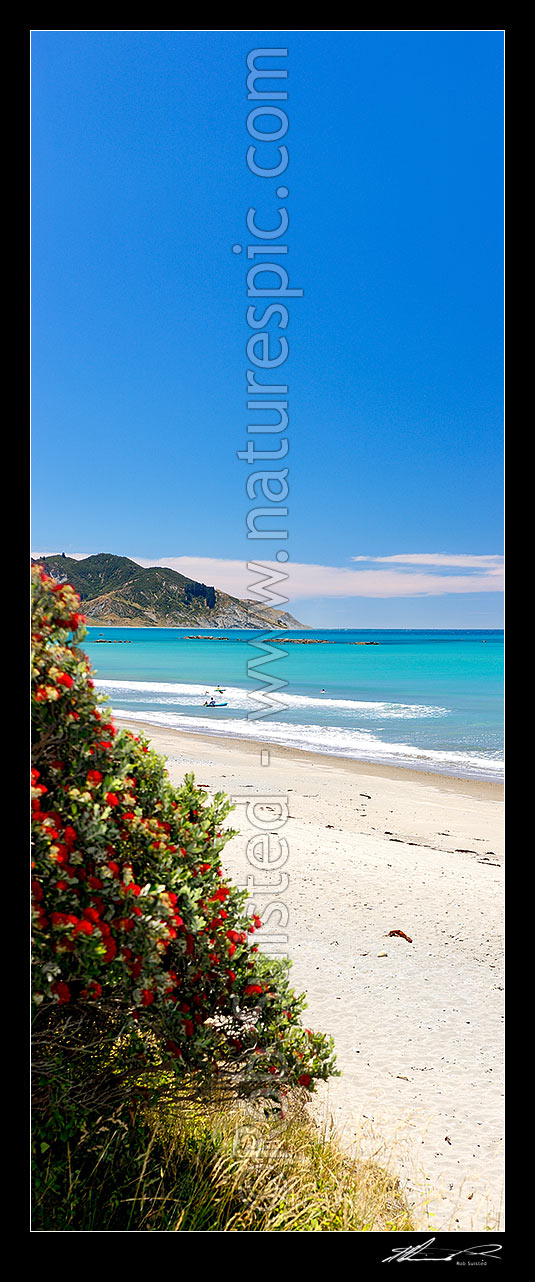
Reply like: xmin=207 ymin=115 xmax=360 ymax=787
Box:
xmin=117 ymin=718 xmax=505 ymax=1232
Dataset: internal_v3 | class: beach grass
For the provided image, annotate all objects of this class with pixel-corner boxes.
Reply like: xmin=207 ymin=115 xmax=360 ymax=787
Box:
xmin=32 ymin=1082 xmax=414 ymax=1232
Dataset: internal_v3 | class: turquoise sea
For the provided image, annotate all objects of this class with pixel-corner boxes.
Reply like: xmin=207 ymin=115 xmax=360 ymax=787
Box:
xmin=83 ymin=628 xmax=504 ymax=782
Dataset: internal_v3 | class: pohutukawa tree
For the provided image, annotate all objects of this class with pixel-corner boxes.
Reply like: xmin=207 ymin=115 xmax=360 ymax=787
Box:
xmin=31 ymin=564 xmax=337 ymax=1105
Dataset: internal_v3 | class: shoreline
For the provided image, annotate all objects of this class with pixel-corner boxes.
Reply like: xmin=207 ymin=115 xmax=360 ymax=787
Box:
xmin=85 ymin=622 xmax=296 ymax=631
xmin=113 ymin=715 xmax=504 ymax=795
xmin=115 ymin=716 xmax=504 ymax=1231
xmin=86 ymin=623 xmax=504 ymax=630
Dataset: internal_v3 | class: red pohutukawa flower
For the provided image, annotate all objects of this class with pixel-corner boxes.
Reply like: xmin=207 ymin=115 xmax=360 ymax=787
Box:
xmin=51 ymin=980 xmax=71 ymax=1004
xmin=58 ymin=672 xmax=74 ymax=687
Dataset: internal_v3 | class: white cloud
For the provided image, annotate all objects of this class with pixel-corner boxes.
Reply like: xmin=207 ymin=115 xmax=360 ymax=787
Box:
xmin=351 ymin=553 xmax=504 ymax=568
xmin=131 ymin=555 xmax=505 ymax=600
xmin=35 ymin=551 xmax=504 ymax=600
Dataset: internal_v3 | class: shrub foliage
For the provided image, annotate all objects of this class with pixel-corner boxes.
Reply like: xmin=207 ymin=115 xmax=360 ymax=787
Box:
xmin=31 ymin=564 xmax=337 ymax=1111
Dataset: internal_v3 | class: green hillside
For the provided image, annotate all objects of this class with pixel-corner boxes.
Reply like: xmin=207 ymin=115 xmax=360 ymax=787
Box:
xmin=31 ymin=553 xmax=303 ymax=629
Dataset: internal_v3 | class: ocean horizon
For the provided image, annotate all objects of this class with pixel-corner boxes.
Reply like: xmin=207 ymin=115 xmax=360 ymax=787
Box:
xmin=83 ymin=627 xmax=504 ymax=782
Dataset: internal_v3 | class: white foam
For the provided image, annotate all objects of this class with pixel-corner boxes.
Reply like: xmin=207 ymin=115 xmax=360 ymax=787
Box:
xmin=111 ymin=706 xmax=504 ymax=780
xmin=94 ymin=678 xmax=448 ymax=720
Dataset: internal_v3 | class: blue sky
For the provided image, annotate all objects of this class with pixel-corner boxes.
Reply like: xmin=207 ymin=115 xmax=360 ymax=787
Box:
xmin=31 ymin=30 xmax=504 ymax=627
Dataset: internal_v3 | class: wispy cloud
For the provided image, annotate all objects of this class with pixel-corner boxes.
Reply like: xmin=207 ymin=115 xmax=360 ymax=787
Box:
xmin=36 ymin=551 xmax=504 ymax=600
xmin=131 ymin=554 xmax=504 ymax=600
xmin=351 ymin=553 xmax=504 ymax=569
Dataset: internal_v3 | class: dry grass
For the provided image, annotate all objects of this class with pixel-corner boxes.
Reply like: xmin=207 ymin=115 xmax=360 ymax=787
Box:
xmin=133 ymin=1091 xmax=414 ymax=1232
xmin=33 ymin=1084 xmax=414 ymax=1231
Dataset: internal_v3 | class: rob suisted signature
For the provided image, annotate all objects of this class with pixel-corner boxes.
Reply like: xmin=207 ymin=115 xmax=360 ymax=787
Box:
xmin=383 ymin=1237 xmax=502 ymax=1263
